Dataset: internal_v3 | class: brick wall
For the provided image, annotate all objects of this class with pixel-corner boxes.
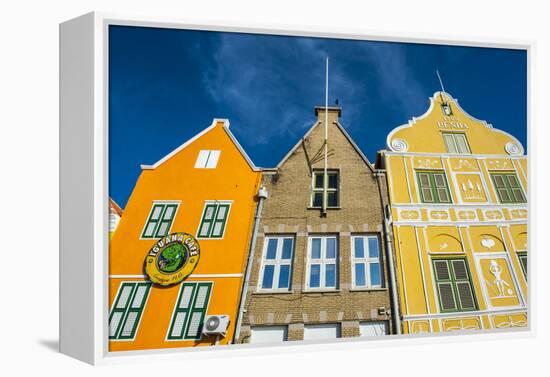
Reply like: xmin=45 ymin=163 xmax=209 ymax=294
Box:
xmin=237 ymin=108 xmax=395 ymax=344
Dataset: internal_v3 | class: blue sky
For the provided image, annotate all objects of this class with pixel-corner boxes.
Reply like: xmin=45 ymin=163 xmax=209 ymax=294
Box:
xmin=109 ymin=25 xmax=527 ymax=208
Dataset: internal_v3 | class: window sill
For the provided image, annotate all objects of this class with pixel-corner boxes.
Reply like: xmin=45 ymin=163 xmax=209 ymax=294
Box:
xmin=302 ymin=289 xmax=341 ymax=294
xmin=253 ymin=290 xmax=293 ymax=295
xmin=349 ymin=287 xmax=387 ymax=292
xmin=307 ymin=206 xmax=341 ymax=210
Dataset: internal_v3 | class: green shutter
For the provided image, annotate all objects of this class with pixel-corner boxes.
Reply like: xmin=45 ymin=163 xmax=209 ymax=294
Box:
xmin=198 ymin=203 xmax=231 ymax=238
xmin=109 ymin=282 xmax=151 ymax=340
xmin=167 ymin=282 xmax=213 ymax=340
xmin=417 ymin=171 xmax=451 ymax=204
xmin=433 ymin=258 xmax=477 ymax=313
xmin=142 ymin=203 xmax=179 ymax=238
xmin=491 ymin=173 xmax=526 ymax=204
xmin=518 ymin=252 xmax=527 ymax=280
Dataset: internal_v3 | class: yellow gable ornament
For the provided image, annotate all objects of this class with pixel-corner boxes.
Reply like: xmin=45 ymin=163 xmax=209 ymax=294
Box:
xmin=144 ymin=232 xmax=200 ymax=286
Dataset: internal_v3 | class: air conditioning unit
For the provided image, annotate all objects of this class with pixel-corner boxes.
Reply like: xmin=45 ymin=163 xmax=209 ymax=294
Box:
xmin=202 ymin=315 xmax=230 ymax=337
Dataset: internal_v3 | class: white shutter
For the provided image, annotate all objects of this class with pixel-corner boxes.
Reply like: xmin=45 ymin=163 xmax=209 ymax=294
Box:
xmin=303 ymin=324 xmax=340 ymax=340
xmin=360 ymin=321 xmax=388 ymax=336
xmin=179 ymin=285 xmax=194 ymax=309
xmin=109 ymin=312 xmax=123 ymax=337
xmin=116 ymin=285 xmax=133 ymax=308
xmin=205 ymin=150 xmax=220 ymax=168
xmin=250 ymin=326 xmax=287 ymax=343
xmin=131 ymin=285 xmax=148 ymax=308
xmin=194 ymin=286 xmax=209 ymax=308
xmin=187 ymin=312 xmax=203 ymax=337
xmin=120 ymin=312 xmax=138 ymax=337
xmin=170 ymin=312 xmax=187 ymax=337
xmin=194 ymin=150 xmax=210 ymax=168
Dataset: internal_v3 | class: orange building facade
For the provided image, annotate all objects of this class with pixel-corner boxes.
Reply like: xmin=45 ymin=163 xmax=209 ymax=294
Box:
xmin=109 ymin=119 xmax=261 ymax=351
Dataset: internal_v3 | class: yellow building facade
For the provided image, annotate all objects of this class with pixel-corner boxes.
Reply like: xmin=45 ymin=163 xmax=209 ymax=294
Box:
xmin=381 ymin=92 xmax=528 ymax=334
xmin=109 ymin=119 xmax=261 ymax=351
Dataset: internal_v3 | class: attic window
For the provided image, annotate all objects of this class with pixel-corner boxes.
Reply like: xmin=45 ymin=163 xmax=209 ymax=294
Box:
xmin=194 ymin=150 xmax=220 ymax=169
xmin=441 ymin=103 xmax=453 ymax=116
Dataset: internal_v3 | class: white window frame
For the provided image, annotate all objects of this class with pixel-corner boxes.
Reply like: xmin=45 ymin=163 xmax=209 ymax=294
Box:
xmin=306 ymin=236 xmax=339 ymax=291
xmin=257 ymin=236 xmax=294 ymax=292
xmin=351 ymin=235 xmax=383 ymax=289
xmin=194 ymin=150 xmax=221 ymax=169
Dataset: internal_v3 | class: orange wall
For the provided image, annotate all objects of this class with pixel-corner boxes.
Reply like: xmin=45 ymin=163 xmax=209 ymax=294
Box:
xmin=109 ymin=121 xmax=261 ymax=351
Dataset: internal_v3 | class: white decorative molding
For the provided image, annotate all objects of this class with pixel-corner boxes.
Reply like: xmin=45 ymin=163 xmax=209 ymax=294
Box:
xmin=416 ymin=158 xmax=440 ymax=169
xmin=391 ymin=138 xmax=408 ymax=152
xmin=505 ymin=142 xmax=522 ymax=156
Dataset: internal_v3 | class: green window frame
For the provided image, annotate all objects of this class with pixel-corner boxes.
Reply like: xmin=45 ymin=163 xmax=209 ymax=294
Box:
xmin=197 ymin=202 xmax=231 ymax=238
xmin=311 ymin=170 xmax=339 ymax=208
xmin=442 ymin=132 xmax=471 ymax=154
xmin=109 ymin=282 xmax=151 ymax=340
xmin=490 ymin=173 xmax=526 ymax=204
xmin=517 ymin=252 xmax=527 ymax=280
xmin=167 ymin=282 xmax=213 ymax=340
xmin=417 ymin=171 xmax=452 ymax=203
xmin=432 ymin=258 xmax=477 ymax=313
xmin=141 ymin=202 xmax=179 ymax=239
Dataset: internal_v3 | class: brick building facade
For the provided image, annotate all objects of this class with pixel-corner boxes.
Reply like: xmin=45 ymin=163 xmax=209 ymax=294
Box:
xmin=236 ymin=107 xmax=397 ymax=344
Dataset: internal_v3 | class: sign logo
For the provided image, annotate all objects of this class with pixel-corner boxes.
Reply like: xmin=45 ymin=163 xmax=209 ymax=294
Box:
xmin=144 ymin=232 xmax=200 ymax=286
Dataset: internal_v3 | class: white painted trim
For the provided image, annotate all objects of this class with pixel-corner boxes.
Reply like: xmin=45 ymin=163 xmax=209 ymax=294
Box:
xmin=403 ymin=156 xmax=414 ymax=203
xmin=384 ymin=151 xmax=527 ymax=159
xmin=394 ymin=226 xmax=411 ymax=316
xmin=414 ymin=227 xmax=431 ymax=314
xmin=140 ymin=118 xmax=259 ymax=172
xmin=404 ymin=306 xmax=527 ymax=320
xmin=386 ymin=91 xmax=525 ymax=154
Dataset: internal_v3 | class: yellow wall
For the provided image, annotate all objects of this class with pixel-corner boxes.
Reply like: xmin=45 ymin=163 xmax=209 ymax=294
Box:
xmin=385 ymin=92 xmax=528 ymax=334
xmin=109 ymin=120 xmax=261 ymax=351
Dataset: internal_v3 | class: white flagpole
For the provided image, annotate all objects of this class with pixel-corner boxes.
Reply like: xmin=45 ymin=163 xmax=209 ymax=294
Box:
xmin=323 ymin=56 xmax=329 ymax=215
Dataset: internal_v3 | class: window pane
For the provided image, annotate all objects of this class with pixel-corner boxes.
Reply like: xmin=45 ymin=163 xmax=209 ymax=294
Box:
xmin=211 ymin=221 xmax=224 ymax=237
xmin=142 ymin=221 xmax=157 ymax=237
xmin=282 ymin=239 xmax=293 ymax=259
xmin=354 ymin=263 xmax=366 ymax=287
xmin=109 ymin=312 xmax=123 ymax=337
xmin=311 ymin=238 xmax=321 ymax=259
xmin=368 ymin=237 xmax=379 ymax=258
xmin=314 ymin=173 xmax=324 ymax=189
xmin=437 ymin=188 xmax=450 ymax=203
xmin=443 ymin=134 xmax=456 ymax=153
xmin=266 ymin=238 xmax=278 ymax=259
xmin=493 ymin=175 xmax=505 ymax=188
xmin=370 ymin=263 xmax=381 ymax=286
xmin=262 ymin=265 xmax=275 ymax=289
xmin=199 ymin=221 xmax=211 ymax=237
xmin=507 ymin=175 xmax=520 ymax=188
xmin=354 ymin=238 xmax=365 ymax=258
xmin=150 ymin=205 xmax=164 ymax=220
xmin=327 ymin=192 xmax=338 ymax=207
xmin=419 ymin=174 xmax=429 ymax=187
xmin=325 ymin=264 xmax=336 ymax=287
xmin=422 ymin=188 xmax=434 ymax=202
xmin=434 ymin=174 xmax=445 ymax=187
xmin=204 ymin=205 xmax=215 ymax=220
xmin=309 ymin=264 xmax=321 ymax=288
xmin=512 ymin=189 xmax=526 ymax=203
xmin=116 ymin=285 xmax=134 ymax=308
xmin=312 ymin=192 xmax=323 ymax=207
xmin=326 ymin=238 xmax=337 ymax=259
xmin=455 ymin=134 xmax=470 ymax=153
xmin=328 ymin=173 xmax=338 ymax=189
xmin=216 ymin=205 xmax=227 ymax=220
xmin=156 ymin=221 xmax=169 ymax=237
xmin=498 ymin=188 xmax=511 ymax=202
xmin=163 ymin=205 xmax=175 ymax=220
xmin=278 ymin=265 xmax=290 ymax=289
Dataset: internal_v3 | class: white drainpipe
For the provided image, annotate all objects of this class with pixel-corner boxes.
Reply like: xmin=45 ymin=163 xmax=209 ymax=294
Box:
xmin=233 ymin=186 xmax=268 ymax=343
xmin=375 ymin=170 xmax=402 ymax=334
